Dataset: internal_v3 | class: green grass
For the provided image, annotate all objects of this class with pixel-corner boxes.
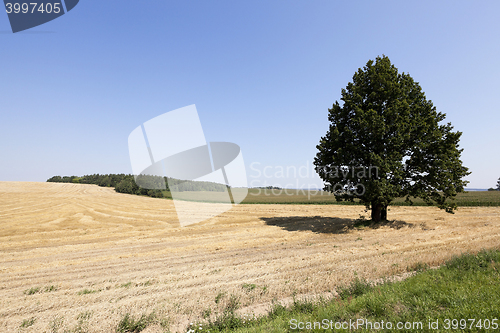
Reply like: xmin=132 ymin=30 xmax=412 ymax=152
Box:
xmin=44 ymin=285 xmax=58 ymax=292
xmin=20 ymin=317 xmax=36 ymax=328
xmin=116 ymin=313 xmax=152 ymax=333
xmin=161 ymin=189 xmax=500 ymax=206
xmin=23 ymin=285 xmax=58 ymax=295
xmin=116 ymin=313 xmax=158 ymax=333
xmin=188 ymin=248 xmax=500 ymax=332
xmin=120 ymin=282 xmax=133 ymax=288
xmin=242 ymin=283 xmax=257 ymax=292
xmin=23 ymin=287 xmax=41 ymax=295
xmin=77 ymin=288 xmax=99 ymax=295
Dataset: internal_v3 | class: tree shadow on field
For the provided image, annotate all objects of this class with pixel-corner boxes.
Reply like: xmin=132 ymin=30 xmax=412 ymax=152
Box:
xmin=260 ymin=216 xmax=414 ymax=235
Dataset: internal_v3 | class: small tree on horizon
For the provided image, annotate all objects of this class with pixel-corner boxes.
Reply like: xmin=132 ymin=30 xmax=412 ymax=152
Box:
xmin=497 ymin=177 xmax=500 ymax=191
xmin=314 ymin=55 xmax=470 ymax=222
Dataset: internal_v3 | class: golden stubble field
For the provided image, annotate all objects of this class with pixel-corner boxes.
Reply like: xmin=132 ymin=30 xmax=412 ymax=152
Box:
xmin=1 ymin=182 xmax=499 ymax=332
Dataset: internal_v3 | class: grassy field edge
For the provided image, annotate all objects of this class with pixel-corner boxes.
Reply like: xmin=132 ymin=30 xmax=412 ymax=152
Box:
xmin=188 ymin=248 xmax=500 ymax=333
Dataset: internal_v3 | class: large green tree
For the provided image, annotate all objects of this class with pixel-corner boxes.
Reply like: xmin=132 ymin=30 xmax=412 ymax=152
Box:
xmin=314 ymin=56 xmax=470 ymax=222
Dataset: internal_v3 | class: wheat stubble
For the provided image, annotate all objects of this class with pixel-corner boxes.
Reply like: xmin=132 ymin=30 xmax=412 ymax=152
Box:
xmin=0 ymin=182 xmax=499 ymax=332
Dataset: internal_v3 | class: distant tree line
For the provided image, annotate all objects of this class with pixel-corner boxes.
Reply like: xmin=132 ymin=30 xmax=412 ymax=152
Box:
xmin=46 ymin=174 xmax=164 ymax=198
xmin=46 ymin=174 xmax=227 ymax=198
xmin=488 ymin=177 xmax=500 ymax=191
xmin=167 ymin=178 xmax=229 ymax=192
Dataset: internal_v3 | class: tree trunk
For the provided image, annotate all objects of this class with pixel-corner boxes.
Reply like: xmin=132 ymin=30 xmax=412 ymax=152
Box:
xmin=371 ymin=203 xmax=388 ymax=222
xmin=381 ymin=205 xmax=388 ymax=220
xmin=371 ymin=204 xmax=382 ymax=222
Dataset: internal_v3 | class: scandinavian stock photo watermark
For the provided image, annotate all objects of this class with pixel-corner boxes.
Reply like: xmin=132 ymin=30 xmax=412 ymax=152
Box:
xmin=289 ymin=318 xmax=499 ymax=331
xmin=128 ymin=105 xmax=248 ymax=227
xmin=248 ymin=161 xmax=379 ymax=198
xmin=127 ymin=105 xmax=381 ymax=226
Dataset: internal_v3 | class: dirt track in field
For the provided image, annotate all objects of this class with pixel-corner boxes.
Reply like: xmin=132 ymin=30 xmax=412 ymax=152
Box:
xmin=1 ymin=182 xmax=499 ymax=332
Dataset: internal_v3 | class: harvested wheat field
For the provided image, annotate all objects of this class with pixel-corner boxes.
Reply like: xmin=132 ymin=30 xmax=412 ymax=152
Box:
xmin=1 ymin=182 xmax=499 ymax=332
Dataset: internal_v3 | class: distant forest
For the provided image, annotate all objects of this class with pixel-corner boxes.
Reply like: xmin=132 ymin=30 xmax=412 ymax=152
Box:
xmin=46 ymin=174 xmax=227 ymax=199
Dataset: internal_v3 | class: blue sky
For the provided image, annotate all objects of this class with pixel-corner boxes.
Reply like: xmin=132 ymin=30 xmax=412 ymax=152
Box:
xmin=1 ymin=1 xmax=499 ymax=189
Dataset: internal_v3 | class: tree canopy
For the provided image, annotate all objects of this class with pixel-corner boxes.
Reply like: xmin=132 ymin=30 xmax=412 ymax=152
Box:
xmin=314 ymin=55 xmax=470 ymax=222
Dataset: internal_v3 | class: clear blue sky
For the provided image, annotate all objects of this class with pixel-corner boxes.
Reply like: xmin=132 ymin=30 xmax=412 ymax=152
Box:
xmin=1 ymin=1 xmax=499 ymax=189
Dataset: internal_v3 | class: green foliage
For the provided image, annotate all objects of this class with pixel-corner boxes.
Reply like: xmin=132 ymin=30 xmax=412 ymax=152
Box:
xmin=47 ymin=175 xmax=63 ymax=182
xmin=48 ymin=174 xmax=130 ymax=188
xmin=23 ymin=286 xmax=40 ymax=295
xmin=47 ymin=175 xmax=79 ymax=183
xmin=47 ymin=173 xmax=225 ymax=200
xmin=44 ymin=285 xmax=58 ymax=292
xmin=314 ymin=55 xmax=470 ymax=221
xmin=114 ymin=176 xmax=140 ymax=194
xmin=445 ymin=249 xmax=500 ymax=271
xmin=202 ymin=307 xmax=212 ymax=319
xmin=268 ymin=302 xmax=287 ymax=318
xmin=20 ymin=317 xmax=36 ymax=328
xmin=226 ymin=294 xmax=240 ymax=313
xmin=290 ymin=298 xmax=315 ymax=314
xmin=116 ymin=313 xmax=155 ymax=333
xmin=242 ymin=283 xmax=257 ymax=292
xmin=201 ymin=312 xmax=243 ymax=332
xmin=134 ymin=174 xmax=167 ymax=192
xmin=197 ymin=294 xmax=243 ymax=332
xmin=98 ymin=175 xmax=111 ymax=187
xmin=497 ymin=177 xmax=500 ymax=190
xmin=407 ymin=261 xmax=430 ymax=272
xmin=23 ymin=285 xmax=58 ymax=295
xmin=215 ymin=291 xmax=226 ymax=304
xmin=337 ymin=276 xmax=373 ymax=300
